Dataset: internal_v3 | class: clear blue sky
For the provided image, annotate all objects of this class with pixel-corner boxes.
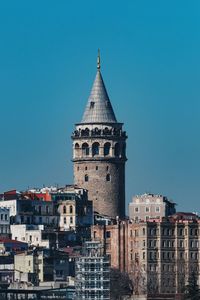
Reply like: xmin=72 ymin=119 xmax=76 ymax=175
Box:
xmin=0 ymin=1 xmax=200 ymax=213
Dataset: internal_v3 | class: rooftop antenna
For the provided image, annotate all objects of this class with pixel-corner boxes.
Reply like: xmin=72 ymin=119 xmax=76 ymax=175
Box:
xmin=97 ymin=49 xmax=101 ymax=70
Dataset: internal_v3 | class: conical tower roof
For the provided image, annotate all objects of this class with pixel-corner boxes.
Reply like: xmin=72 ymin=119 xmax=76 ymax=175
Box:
xmin=81 ymin=52 xmax=117 ymax=124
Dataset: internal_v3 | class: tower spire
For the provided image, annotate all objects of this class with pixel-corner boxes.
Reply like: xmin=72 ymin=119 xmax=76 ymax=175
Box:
xmin=97 ymin=49 xmax=100 ymax=70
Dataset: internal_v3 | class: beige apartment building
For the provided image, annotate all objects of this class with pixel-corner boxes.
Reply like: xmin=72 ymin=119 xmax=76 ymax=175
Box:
xmin=92 ymin=213 xmax=200 ymax=297
xmin=129 ymin=193 xmax=176 ymax=222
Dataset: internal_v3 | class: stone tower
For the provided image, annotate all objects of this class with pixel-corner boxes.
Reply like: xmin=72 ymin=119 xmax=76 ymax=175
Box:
xmin=72 ymin=52 xmax=127 ymax=218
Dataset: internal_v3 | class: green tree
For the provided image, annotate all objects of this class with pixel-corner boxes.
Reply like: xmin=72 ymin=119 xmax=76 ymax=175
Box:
xmin=184 ymin=272 xmax=200 ymax=300
xmin=110 ymin=268 xmax=133 ymax=300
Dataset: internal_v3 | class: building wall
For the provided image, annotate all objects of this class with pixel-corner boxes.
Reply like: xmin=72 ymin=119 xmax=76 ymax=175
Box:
xmin=57 ymin=200 xmax=76 ymax=231
xmin=10 ymin=225 xmax=49 ymax=248
xmin=72 ymin=124 xmax=127 ymax=218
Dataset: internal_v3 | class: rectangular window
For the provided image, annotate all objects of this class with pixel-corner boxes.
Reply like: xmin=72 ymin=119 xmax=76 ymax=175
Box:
xmin=106 ymin=231 xmax=111 ymax=238
xmin=135 ymin=207 xmax=139 ymax=212
xmin=155 ymin=207 xmax=160 ymax=212
xmin=145 ymin=207 xmax=150 ymax=212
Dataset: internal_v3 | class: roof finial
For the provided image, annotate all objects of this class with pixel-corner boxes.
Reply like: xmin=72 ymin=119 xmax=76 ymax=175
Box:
xmin=97 ymin=49 xmax=100 ymax=70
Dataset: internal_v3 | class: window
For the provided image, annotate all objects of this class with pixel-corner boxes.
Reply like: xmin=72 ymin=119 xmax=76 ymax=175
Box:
xmin=106 ymin=174 xmax=111 ymax=181
xmin=145 ymin=207 xmax=150 ymax=212
xmin=64 ymin=217 xmax=66 ymax=224
xmin=90 ymin=101 xmax=95 ymax=108
xmin=82 ymin=143 xmax=89 ymax=156
xmin=69 ymin=205 xmax=73 ymax=214
xmin=92 ymin=142 xmax=99 ymax=156
xmin=1 ymin=214 xmax=3 ymax=220
xmin=104 ymin=142 xmax=111 ymax=156
xmin=63 ymin=206 xmax=66 ymax=214
xmin=75 ymin=143 xmax=80 ymax=157
xmin=5 ymin=214 xmax=8 ymax=221
xmin=135 ymin=207 xmax=139 ymax=212
xmin=70 ymin=217 xmax=73 ymax=224
xmin=106 ymin=166 xmax=109 ymax=171
xmin=77 ymin=166 xmax=79 ymax=171
xmin=106 ymin=231 xmax=111 ymax=238
xmin=96 ymin=166 xmax=98 ymax=170
xmin=85 ymin=166 xmax=87 ymax=170
xmin=46 ymin=206 xmax=49 ymax=214
xmin=155 ymin=206 xmax=160 ymax=212
xmin=85 ymin=174 xmax=89 ymax=182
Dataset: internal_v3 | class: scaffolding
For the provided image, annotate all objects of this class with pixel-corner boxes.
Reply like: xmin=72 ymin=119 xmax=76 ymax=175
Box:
xmin=75 ymin=241 xmax=110 ymax=300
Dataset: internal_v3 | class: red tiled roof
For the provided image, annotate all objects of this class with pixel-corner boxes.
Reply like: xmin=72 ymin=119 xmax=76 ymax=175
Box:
xmin=0 ymin=238 xmax=27 ymax=245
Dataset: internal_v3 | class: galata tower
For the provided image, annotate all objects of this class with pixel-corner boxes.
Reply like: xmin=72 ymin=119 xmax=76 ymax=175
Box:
xmin=72 ymin=51 xmax=127 ymax=218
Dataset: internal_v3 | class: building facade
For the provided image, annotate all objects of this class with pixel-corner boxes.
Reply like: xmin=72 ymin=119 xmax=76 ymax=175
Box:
xmin=129 ymin=193 xmax=176 ymax=222
xmin=92 ymin=213 xmax=200 ymax=296
xmin=52 ymin=186 xmax=93 ymax=231
xmin=75 ymin=241 xmax=110 ymax=300
xmin=0 ymin=207 xmax=10 ymax=237
xmin=72 ymin=53 xmax=127 ymax=218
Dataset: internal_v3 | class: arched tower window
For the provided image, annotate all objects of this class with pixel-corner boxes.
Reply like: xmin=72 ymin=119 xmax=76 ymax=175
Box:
xmin=106 ymin=174 xmax=111 ymax=181
xmin=82 ymin=143 xmax=89 ymax=156
xmin=92 ymin=142 xmax=100 ymax=156
xmin=75 ymin=143 xmax=80 ymax=157
xmin=63 ymin=206 xmax=66 ymax=214
xmin=85 ymin=174 xmax=89 ymax=182
xmin=70 ymin=205 xmax=73 ymax=214
xmin=85 ymin=128 xmax=90 ymax=136
xmin=104 ymin=142 xmax=111 ymax=156
xmin=114 ymin=143 xmax=120 ymax=157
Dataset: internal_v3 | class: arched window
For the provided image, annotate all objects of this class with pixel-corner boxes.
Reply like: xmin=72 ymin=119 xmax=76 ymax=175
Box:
xmin=70 ymin=205 xmax=73 ymax=214
xmin=85 ymin=128 xmax=90 ymax=136
xmin=114 ymin=143 xmax=120 ymax=157
xmin=106 ymin=174 xmax=111 ymax=181
xmin=85 ymin=174 xmax=89 ymax=182
xmin=75 ymin=143 xmax=80 ymax=157
xmin=64 ymin=217 xmax=66 ymax=224
xmin=104 ymin=142 xmax=111 ymax=156
xmin=63 ymin=206 xmax=66 ymax=214
xmin=92 ymin=142 xmax=100 ymax=156
xmin=82 ymin=143 xmax=89 ymax=156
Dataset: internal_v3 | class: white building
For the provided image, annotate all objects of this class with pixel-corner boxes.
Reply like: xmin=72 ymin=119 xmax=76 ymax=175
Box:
xmin=10 ymin=224 xmax=49 ymax=248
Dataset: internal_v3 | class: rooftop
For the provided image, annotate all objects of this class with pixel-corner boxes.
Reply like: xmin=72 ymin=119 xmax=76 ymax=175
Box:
xmin=81 ymin=52 xmax=117 ymax=124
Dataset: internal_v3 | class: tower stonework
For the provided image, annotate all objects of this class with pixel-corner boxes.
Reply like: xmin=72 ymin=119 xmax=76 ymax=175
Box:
xmin=72 ymin=53 xmax=127 ymax=218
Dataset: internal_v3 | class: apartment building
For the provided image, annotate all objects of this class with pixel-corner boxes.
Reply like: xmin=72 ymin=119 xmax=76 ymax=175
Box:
xmin=92 ymin=213 xmax=200 ymax=297
xmin=129 ymin=193 xmax=176 ymax=222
